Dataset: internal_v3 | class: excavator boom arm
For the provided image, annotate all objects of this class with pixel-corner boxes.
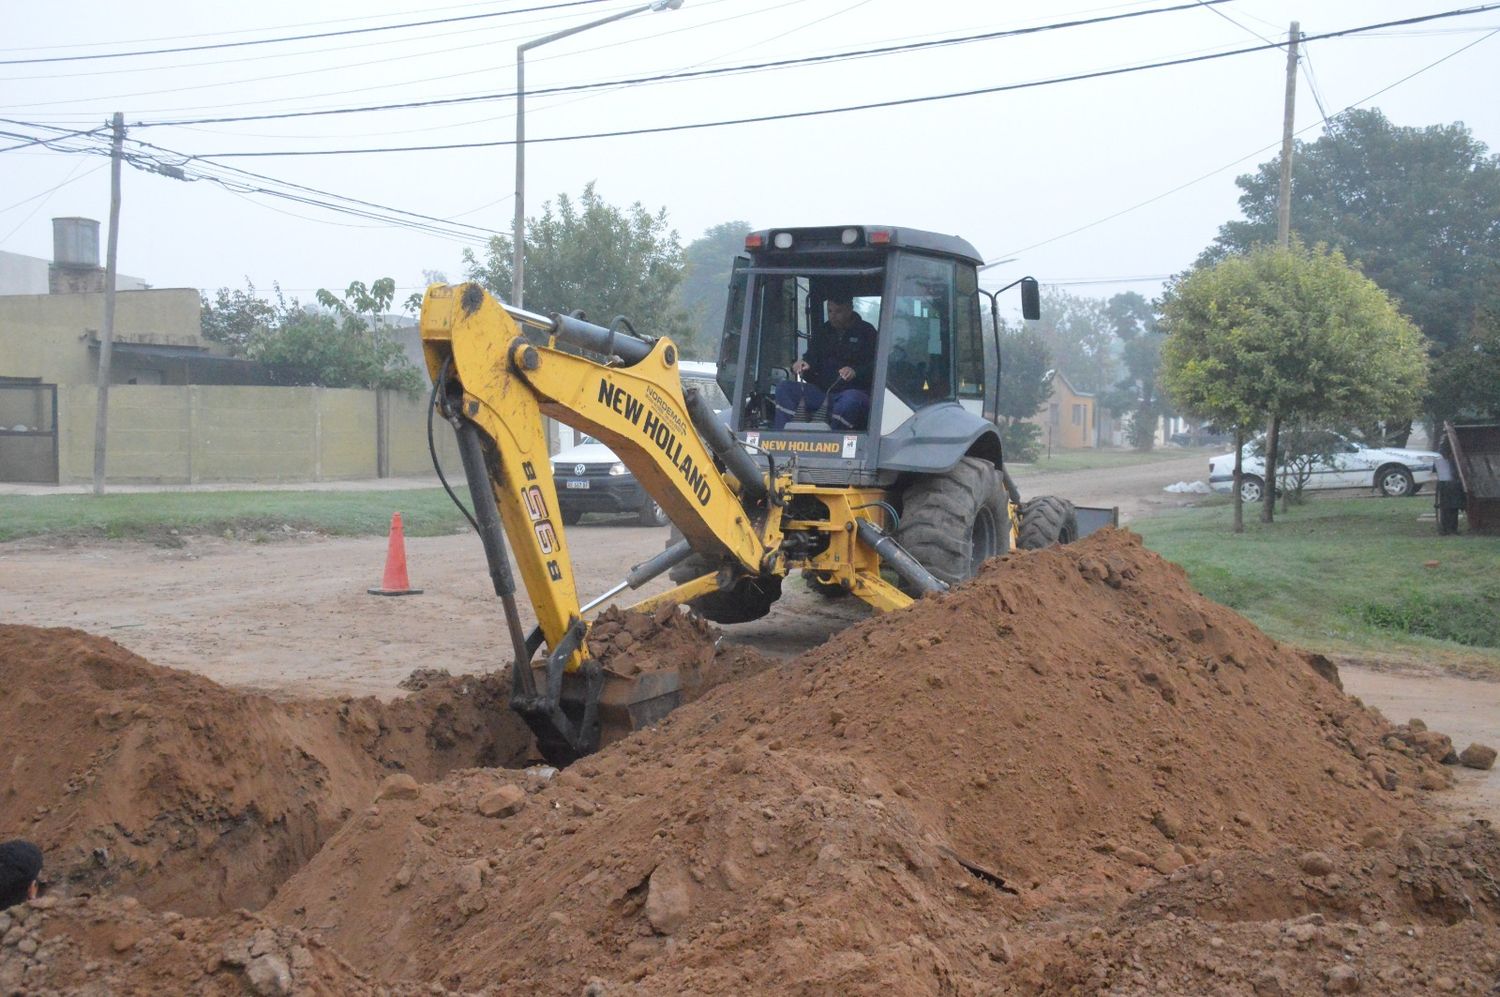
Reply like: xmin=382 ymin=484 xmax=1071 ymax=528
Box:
xmin=419 ymin=283 xmax=768 ymax=759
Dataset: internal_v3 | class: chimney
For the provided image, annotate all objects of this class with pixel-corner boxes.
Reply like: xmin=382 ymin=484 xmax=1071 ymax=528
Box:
xmin=49 ymin=216 xmax=106 ymax=294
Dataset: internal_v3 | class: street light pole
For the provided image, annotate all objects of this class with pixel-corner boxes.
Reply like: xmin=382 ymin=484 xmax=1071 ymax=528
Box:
xmin=511 ymin=0 xmax=682 ymax=308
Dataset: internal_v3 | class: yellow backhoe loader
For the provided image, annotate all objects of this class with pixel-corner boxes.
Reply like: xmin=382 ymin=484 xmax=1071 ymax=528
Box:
xmin=421 ymin=225 xmax=1106 ymax=765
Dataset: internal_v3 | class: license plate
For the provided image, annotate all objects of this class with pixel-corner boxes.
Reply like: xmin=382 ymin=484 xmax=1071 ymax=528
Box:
xmin=565 ymin=479 xmax=590 ymax=490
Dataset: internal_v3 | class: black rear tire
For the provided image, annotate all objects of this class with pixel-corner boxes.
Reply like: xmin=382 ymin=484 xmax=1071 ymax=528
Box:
xmin=894 ymin=457 xmax=1009 ymax=589
xmin=1017 ymin=495 xmax=1078 ymax=549
xmin=561 ymin=507 xmax=583 ymax=526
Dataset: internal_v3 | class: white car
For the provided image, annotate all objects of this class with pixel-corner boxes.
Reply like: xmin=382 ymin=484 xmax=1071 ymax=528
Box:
xmin=1207 ymin=436 xmax=1439 ymax=502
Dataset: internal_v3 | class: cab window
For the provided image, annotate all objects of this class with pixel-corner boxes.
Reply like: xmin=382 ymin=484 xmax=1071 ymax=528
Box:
xmin=887 ymin=254 xmax=958 ymax=408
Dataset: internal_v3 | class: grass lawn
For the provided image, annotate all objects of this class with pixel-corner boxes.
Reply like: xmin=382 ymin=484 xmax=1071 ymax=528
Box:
xmin=1014 ymin=446 xmax=1215 ymax=474
xmin=0 ymin=489 xmax=471 ymax=543
xmin=1132 ymin=495 xmax=1500 ymax=670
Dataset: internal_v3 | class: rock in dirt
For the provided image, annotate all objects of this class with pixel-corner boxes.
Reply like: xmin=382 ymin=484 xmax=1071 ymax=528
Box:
xmin=477 ymin=784 xmax=527 ymax=818
xmin=245 ymin=953 xmax=293 ymax=996
xmin=1460 ymin=743 xmax=1497 ymax=771
xmin=1299 ymin=851 xmax=1334 ymax=877
xmin=645 ymin=860 xmax=694 ymax=936
xmin=377 ymin=774 xmax=421 ymax=801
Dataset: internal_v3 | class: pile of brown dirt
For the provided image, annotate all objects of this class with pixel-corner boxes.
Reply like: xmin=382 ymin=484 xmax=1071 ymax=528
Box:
xmin=1012 ymin=820 xmax=1500 ymax=993
xmin=261 ymin=531 xmax=1494 ymax=993
xmin=0 ymin=624 xmax=533 ymax=916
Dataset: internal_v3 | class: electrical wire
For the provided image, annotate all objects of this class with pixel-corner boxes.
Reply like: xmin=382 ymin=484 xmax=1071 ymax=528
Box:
xmin=0 ymin=0 xmax=618 ymax=66
xmin=118 ymin=0 xmax=1236 ymax=129
xmin=993 ymin=24 xmax=1500 ymax=261
xmin=1192 ymin=0 xmax=1281 ymax=48
xmin=178 ymin=4 xmax=1500 ymax=158
xmin=0 ymin=159 xmax=105 ymax=214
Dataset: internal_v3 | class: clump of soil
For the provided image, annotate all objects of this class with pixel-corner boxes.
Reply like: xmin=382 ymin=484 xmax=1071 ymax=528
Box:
xmin=0 ymin=624 xmax=533 ymax=916
xmin=588 ymin=602 xmax=773 ymax=706
xmin=263 ymin=531 xmax=1494 ymax=993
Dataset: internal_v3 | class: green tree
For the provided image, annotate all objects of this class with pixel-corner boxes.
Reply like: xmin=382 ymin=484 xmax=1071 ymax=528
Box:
xmin=1204 ymin=108 xmax=1500 ymax=423
xmin=1430 ymin=296 xmax=1500 ymax=424
xmin=1100 ymin=291 xmax=1168 ymax=450
xmin=200 ymin=280 xmax=280 ymax=356
xmin=463 ymin=182 xmax=695 ymax=352
xmin=996 ymin=324 xmax=1054 ymax=462
xmin=1161 ymin=243 xmax=1429 ymax=532
xmin=1028 ymin=289 xmax=1115 ymax=395
xmin=676 ymin=220 xmax=752 ymax=356
xmin=201 ymin=279 xmax=421 ymax=393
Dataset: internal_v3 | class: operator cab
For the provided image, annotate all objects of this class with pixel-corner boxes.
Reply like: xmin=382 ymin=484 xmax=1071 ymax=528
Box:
xmin=716 ymin=225 xmax=1003 ymax=485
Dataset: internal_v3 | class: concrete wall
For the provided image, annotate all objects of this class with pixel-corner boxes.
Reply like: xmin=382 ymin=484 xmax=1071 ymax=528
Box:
xmin=0 ymin=288 xmax=205 ymax=386
xmin=53 ymin=384 xmax=459 ymax=485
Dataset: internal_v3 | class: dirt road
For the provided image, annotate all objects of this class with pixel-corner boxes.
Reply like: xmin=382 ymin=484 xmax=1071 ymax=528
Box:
xmin=1008 ymin=451 xmax=1216 ymax=522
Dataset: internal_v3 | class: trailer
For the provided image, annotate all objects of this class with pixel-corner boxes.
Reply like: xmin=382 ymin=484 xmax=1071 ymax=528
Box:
xmin=1442 ymin=421 xmax=1500 ymax=533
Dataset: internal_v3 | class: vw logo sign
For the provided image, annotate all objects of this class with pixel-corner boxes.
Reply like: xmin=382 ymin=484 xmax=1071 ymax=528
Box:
xmin=574 ymin=463 xmax=586 ymax=475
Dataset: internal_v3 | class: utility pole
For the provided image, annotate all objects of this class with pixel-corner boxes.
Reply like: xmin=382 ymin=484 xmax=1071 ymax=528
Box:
xmin=1262 ymin=22 xmax=1299 ymax=524
xmin=92 ymin=111 xmax=124 ymax=497
xmin=1276 ymin=22 xmax=1300 ymax=248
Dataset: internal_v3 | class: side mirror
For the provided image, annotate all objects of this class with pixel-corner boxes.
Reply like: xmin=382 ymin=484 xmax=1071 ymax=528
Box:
xmin=1020 ymin=277 xmax=1041 ymax=321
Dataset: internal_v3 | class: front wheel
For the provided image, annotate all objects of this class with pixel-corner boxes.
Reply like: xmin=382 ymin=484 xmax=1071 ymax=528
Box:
xmin=1017 ymin=496 xmax=1078 ymax=549
xmin=1239 ymin=474 xmax=1265 ymax=504
xmin=637 ymin=499 xmax=670 ymax=527
xmin=895 ymin=457 xmax=1009 ymax=590
xmin=1377 ymin=465 xmax=1415 ymax=498
xmin=560 ymin=507 xmax=583 ymax=526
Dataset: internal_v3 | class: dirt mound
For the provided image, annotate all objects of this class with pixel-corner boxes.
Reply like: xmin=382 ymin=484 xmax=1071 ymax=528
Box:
xmin=1014 ymin=820 xmax=1500 ymax=993
xmin=266 ymin=531 xmax=1477 ymax=993
xmin=0 ymin=893 xmax=445 ymax=995
xmin=0 ymin=624 xmax=532 ymax=916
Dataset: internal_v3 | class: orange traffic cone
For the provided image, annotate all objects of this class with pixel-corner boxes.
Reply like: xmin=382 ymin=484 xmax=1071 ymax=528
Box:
xmin=368 ymin=512 xmax=423 ymax=596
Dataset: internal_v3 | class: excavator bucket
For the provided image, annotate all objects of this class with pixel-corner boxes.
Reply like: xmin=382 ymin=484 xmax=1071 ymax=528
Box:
xmin=559 ymin=667 xmax=683 ymax=753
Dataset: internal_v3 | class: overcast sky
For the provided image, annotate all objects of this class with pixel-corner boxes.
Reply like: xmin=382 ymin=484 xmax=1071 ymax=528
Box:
xmin=3 ymin=0 xmax=1497 ymax=320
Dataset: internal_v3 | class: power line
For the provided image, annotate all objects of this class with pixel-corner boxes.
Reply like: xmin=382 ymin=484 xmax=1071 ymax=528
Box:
xmin=127 ymin=0 xmax=1236 ymax=130
xmin=0 ymin=120 xmax=507 ymax=245
xmin=0 ymin=0 xmax=618 ymax=66
xmin=1192 ymin=0 xmax=1281 ymax=48
xmin=994 ymin=24 xmax=1500 ymax=261
xmin=181 ymin=4 xmax=1500 ymax=158
xmin=0 ymin=0 xmax=555 ymax=54
xmin=153 ymin=1 xmax=1231 ymax=130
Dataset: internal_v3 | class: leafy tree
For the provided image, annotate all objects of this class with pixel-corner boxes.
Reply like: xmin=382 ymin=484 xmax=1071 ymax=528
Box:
xmin=1028 ymin=289 xmax=1115 ymax=396
xmin=1100 ymin=291 xmax=1168 ymax=450
xmin=996 ymin=324 xmax=1054 ymax=462
xmin=1204 ymin=108 xmax=1500 ymax=424
xmin=676 ymin=221 xmax=752 ymax=353
xmin=1161 ymin=243 xmax=1429 ymax=532
xmin=199 ymin=279 xmax=421 ymax=393
xmin=1430 ymin=296 xmax=1500 ymax=424
xmin=200 ymin=280 xmax=280 ymax=356
xmin=463 ymin=182 xmax=695 ymax=353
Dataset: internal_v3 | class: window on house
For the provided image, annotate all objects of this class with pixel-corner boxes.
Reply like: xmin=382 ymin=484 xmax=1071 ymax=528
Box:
xmin=1072 ymin=403 xmax=1084 ymax=426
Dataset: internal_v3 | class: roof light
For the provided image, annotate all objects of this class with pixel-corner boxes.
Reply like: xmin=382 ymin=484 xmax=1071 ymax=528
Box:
xmin=744 ymin=233 xmax=763 ymax=249
xmin=841 ymin=228 xmax=860 ymax=245
xmin=773 ymin=232 xmax=794 ymax=249
xmin=868 ymin=229 xmax=892 ymax=245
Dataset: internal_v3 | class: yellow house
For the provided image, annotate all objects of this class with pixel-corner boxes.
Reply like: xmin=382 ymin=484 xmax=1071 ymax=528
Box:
xmin=1026 ymin=371 xmax=1096 ymax=449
